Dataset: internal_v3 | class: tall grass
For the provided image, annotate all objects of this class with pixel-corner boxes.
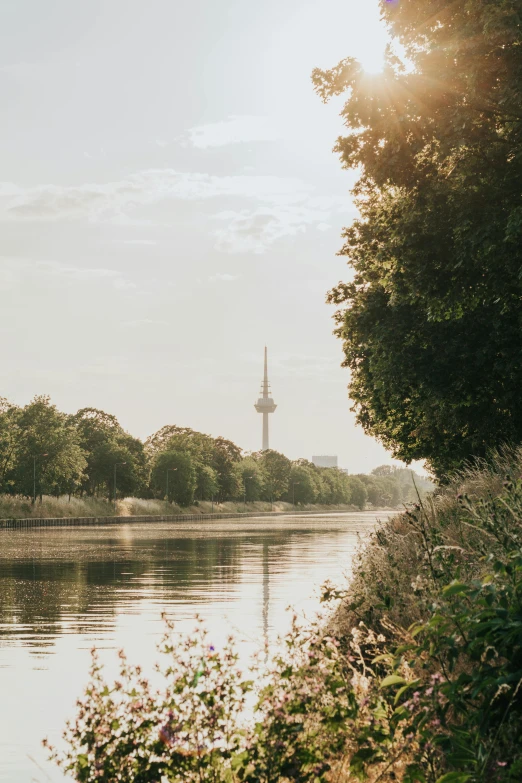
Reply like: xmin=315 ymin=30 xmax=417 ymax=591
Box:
xmin=335 ymin=445 xmax=522 ymax=636
xmin=0 ymin=495 xmax=360 ymax=519
xmin=0 ymin=495 xmax=117 ymax=519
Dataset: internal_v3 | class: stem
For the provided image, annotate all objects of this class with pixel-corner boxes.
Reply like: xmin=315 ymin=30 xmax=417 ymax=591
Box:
xmin=480 ymin=676 xmax=522 ymax=776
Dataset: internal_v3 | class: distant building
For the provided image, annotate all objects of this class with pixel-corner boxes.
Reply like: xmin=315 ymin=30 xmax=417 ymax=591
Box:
xmin=254 ymin=347 xmax=277 ymax=451
xmin=312 ymin=455 xmax=338 ymax=469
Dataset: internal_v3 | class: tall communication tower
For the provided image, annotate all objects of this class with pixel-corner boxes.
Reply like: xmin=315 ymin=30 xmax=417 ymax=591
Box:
xmin=255 ymin=346 xmax=277 ymax=451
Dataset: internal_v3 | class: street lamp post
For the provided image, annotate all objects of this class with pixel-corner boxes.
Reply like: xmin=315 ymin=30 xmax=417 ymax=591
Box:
xmin=292 ymin=481 xmax=300 ymax=509
xmin=114 ymin=462 xmax=126 ymax=505
xmin=244 ymin=475 xmax=253 ymax=513
xmin=166 ymin=467 xmax=178 ymax=504
xmin=32 ymin=453 xmax=48 ymax=505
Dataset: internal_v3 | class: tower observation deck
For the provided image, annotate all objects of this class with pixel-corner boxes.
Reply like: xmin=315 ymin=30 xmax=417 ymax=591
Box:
xmin=255 ymin=347 xmax=277 ymax=451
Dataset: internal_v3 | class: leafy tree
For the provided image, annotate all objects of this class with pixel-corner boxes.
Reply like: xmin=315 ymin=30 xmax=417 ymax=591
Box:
xmin=314 ymin=0 xmax=522 ymax=479
xmin=371 ymin=465 xmax=394 ymax=478
xmin=146 ymin=426 xmax=216 ymax=464
xmin=146 ymin=427 xmax=242 ymax=501
xmin=73 ymin=408 xmax=124 ymax=496
xmin=286 ymin=465 xmax=316 ymax=506
xmin=254 ymin=450 xmax=292 ymax=501
xmin=73 ymin=408 xmax=146 ymax=500
xmin=234 ymin=457 xmax=264 ymax=502
xmin=361 ymin=476 xmax=396 ymax=508
xmin=195 ymin=464 xmax=219 ymax=501
xmin=211 ymin=437 xmax=243 ymax=501
xmin=10 ymin=396 xmax=86 ymax=500
xmin=319 ymin=467 xmax=350 ymax=505
xmin=150 ymin=450 xmax=197 ymax=507
xmin=0 ymin=398 xmax=20 ymax=494
xmin=347 ymin=477 xmax=367 ymax=510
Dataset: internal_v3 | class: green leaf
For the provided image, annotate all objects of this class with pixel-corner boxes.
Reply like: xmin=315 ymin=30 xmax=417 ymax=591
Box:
xmin=77 ymin=754 xmax=89 ymax=769
xmin=373 ymin=653 xmax=395 ymax=664
xmin=231 ymin=750 xmax=249 ymax=770
xmin=443 ymin=582 xmax=470 ymax=597
xmin=394 ymin=680 xmax=420 ymax=704
xmin=380 ymin=674 xmax=407 ymax=689
xmin=435 ymin=773 xmax=471 ymax=783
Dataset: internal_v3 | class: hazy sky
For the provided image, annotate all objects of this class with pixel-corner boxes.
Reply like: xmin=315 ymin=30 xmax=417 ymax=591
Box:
xmin=0 ymin=0 xmax=417 ymax=473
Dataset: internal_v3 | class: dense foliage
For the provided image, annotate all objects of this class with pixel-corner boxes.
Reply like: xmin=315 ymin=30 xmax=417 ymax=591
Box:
xmin=48 ymin=455 xmax=522 ymax=783
xmin=314 ymin=0 xmax=522 ymax=478
xmin=0 ymin=395 xmax=428 ymax=509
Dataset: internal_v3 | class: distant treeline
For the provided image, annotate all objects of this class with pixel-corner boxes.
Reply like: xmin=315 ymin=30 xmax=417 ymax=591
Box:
xmin=0 ymin=396 xmax=432 ymax=507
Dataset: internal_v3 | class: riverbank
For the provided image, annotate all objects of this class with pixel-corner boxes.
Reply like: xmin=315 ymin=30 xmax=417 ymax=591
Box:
xmin=319 ymin=450 xmax=522 ymax=781
xmin=44 ymin=451 xmax=522 ymax=782
xmin=0 ymin=495 xmax=386 ymax=521
xmin=0 ymin=507 xmax=382 ymax=529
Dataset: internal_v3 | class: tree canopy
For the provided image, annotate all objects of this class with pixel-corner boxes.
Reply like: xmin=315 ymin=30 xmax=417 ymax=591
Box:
xmin=150 ymin=450 xmax=197 ymax=506
xmin=8 ymin=396 xmax=86 ymax=499
xmin=73 ymin=408 xmax=147 ymax=500
xmin=0 ymin=395 xmax=432 ymax=508
xmin=145 ymin=427 xmax=242 ymax=502
xmin=314 ymin=0 xmax=522 ymax=478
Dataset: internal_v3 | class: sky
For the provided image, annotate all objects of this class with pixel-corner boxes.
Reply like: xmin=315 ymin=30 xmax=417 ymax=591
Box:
xmin=0 ymin=0 xmax=421 ymax=474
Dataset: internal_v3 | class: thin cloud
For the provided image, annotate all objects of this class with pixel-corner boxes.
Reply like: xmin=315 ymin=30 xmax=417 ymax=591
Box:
xmin=213 ymin=201 xmax=343 ymax=254
xmin=0 ymin=170 xmax=312 ymax=223
xmin=185 ymin=115 xmax=279 ymax=148
xmin=0 ymin=170 xmax=351 ymax=252
xmin=0 ymin=257 xmax=135 ymax=291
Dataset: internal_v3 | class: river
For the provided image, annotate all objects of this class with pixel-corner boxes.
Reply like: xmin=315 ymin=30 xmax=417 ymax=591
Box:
xmin=0 ymin=511 xmax=391 ymax=782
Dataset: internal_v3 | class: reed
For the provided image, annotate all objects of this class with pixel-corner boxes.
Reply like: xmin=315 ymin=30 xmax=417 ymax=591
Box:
xmin=0 ymin=495 xmax=360 ymax=519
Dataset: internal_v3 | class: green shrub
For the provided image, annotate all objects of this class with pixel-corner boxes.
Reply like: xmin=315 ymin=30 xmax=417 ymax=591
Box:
xmin=47 ymin=463 xmax=522 ymax=782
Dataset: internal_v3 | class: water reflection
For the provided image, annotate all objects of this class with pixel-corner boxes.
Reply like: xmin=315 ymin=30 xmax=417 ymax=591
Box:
xmin=1 ymin=533 xmax=246 ymax=647
xmin=0 ymin=512 xmax=390 ymax=782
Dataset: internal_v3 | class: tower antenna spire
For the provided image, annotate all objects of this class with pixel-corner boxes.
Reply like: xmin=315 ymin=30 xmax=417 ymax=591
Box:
xmin=263 ymin=346 xmax=269 ymax=398
xmin=255 ymin=346 xmax=277 ymax=450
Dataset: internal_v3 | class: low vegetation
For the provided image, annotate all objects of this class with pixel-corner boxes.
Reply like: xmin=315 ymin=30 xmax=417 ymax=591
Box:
xmin=0 ymin=496 xmax=359 ymax=520
xmin=46 ymin=451 xmax=522 ymax=782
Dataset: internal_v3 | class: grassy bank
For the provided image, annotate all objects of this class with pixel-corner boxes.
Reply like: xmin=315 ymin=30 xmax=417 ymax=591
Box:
xmin=0 ymin=495 xmax=373 ymax=520
xmin=334 ymin=450 xmax=513 ymax=634
xmin=322 ymin=449 xmax=522 ymax=781
xmin=48 ymin=451 xmax=522 ymax=782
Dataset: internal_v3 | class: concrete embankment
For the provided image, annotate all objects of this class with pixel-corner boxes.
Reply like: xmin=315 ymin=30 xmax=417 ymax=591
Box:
xmin=0 ymin=509 xmax=333 ymax=529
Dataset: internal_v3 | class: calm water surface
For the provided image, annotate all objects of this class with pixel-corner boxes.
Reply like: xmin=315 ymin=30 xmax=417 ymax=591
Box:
xmin=0 ymin=512 xmax=391 ymax=782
